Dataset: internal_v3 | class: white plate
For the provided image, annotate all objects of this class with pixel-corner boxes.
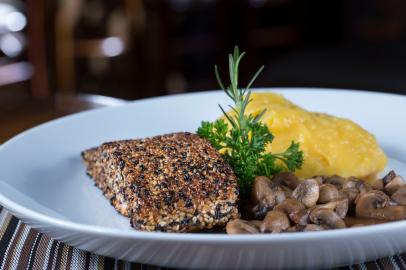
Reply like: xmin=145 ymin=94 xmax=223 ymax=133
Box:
xmin=1 ymin=88 xmax=406 ymax=269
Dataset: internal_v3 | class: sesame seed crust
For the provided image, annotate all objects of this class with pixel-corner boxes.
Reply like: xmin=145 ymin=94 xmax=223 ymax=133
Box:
xmin=82 ymin=132 xmax=239 ymax=232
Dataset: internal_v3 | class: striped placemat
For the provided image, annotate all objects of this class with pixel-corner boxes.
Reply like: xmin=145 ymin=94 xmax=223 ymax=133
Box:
xmin=0 ymin=206 xmax=403 ymax=270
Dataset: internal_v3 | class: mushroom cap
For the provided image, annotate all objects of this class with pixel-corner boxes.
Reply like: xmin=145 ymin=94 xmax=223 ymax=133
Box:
xmin=304 ymin=224 xmax=326 ymax=231
xmin=274 ymin=198 xmax=306 ymax=215
xmin=289 ymin=208 xmax=311 ymax=225
xmin=226 ymin=219 xmax=259 ymax=234
xmin=274 ymin=187 xmax=287 ymax=204
xmin=323 ymin=175 xmax=346 ymax=189
xmin=252 ymin=197 xmax=275 ymax=219
xmin=285 ymin=225 xmax=305 ymax=232
xmin=343 ymin=178 xmax=372 ymax=194
xmin=251 ymin=176 xmax=273 ymax=204
xmin=271 ymin=172 xmax=300 ymax=190
xmin=260 ymin=210 xmax=291 ymax=233
xmin=309 ymin=207 xmax=346 ymax=229
xmin=318 ymin=198 xmax=349 ymax=218
xmin=384 ymin=176 xmax=405 ymax=195
xmin=339 ymin=187 xmax=360 ymax=204
xmin=292 ymin=179 xmax=320 ymax=208
xmin=318 ymin=184 xmax=339 ymax=203
xmin=371 ymin=179 xmax=384 ymax=191
xmin=382 ymin=170 xmax=397 ymax=185
xmin=392 ymin=185 xmax=406 ymax=205
xmin=355 ymin=191 xmax=406 ymax=220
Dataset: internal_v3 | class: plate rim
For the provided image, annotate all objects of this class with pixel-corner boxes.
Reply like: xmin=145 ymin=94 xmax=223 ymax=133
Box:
xmin=1 ymin=87 xmax=406 ymax=243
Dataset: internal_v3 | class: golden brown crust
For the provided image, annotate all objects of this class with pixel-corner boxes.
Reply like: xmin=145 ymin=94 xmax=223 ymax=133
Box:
xmin=82 ymin=132 xmax=239 ymax=232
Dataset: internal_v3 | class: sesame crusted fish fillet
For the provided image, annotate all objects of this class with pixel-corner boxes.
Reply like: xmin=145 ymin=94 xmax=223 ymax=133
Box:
xmin=82 ymin=132 xmax=239 ymax=232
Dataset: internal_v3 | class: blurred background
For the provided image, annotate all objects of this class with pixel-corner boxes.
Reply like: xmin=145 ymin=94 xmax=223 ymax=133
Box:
xmin=1 ymin=0 xmax=406 ymax=141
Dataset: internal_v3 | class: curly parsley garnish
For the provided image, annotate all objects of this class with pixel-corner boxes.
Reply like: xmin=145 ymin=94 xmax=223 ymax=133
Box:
xmin=197 ymin=46 xmax=304 ymax=196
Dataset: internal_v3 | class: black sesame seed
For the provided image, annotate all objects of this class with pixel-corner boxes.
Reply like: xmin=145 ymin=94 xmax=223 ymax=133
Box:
xmin=118 ymin=160 xmax=125 ymax=170
xmin=181 ymin=217 xmax=191 ymax=225
xmin=185 ymin=198 xmax=193 ymax=208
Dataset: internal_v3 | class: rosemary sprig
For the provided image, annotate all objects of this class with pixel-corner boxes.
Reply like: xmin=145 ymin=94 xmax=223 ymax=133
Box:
xmin=197 ymin=46 xmax=304 ymax=197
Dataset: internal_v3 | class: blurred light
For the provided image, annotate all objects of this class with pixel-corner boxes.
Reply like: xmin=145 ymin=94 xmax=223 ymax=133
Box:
xmin=0 ymin=4 xmax=16 ymax=15
xmin=5 ymin=11 xmax=26 ymax=32
xmin=101 ymin=37 xmax=124 ymax=57
xmin=0 ymin=33 xmax=24 ymax=57
xmin=0 ymin=3 xmax=17 ymax=32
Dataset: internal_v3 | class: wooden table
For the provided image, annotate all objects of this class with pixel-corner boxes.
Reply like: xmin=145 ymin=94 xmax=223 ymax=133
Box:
xmin=0 ymin=92 xmax=127 ymax=143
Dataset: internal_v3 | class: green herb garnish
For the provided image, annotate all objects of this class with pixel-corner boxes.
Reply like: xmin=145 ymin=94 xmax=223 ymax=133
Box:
xmin=197 ymin=46 xmax=304 ymax=197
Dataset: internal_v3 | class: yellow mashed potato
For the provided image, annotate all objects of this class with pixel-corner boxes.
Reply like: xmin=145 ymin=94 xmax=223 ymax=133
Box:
xmin=242 ymin=92 xmax=387 ymax=180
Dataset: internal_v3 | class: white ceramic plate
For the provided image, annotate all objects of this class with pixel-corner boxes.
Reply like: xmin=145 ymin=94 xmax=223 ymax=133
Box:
xmin=1 ymin=88 xmax=406 ymax=269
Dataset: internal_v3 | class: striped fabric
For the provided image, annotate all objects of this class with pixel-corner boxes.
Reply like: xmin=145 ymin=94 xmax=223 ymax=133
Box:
xmin=0 ymin=206 xmax=404 ymax=270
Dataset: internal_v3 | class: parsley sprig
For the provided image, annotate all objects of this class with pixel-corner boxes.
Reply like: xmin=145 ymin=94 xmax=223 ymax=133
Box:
xmin=197 ymin=47 xmax=304 ymax=196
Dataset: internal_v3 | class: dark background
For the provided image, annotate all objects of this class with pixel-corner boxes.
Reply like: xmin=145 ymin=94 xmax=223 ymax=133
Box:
xmin=2 ymin=0 xmax=406 ymax=100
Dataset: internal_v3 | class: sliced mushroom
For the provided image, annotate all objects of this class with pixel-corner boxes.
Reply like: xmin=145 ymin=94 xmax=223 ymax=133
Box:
xmin=351 ymin=224 xmax=364 ymax=228
xmin=271 ymin=172 xmax=300 ymax=190
xmin=251 ymin=176 xmax=273 ymax=204
xmin=344 ymin=216 xmax=389 ymax=227
xmin=280 ymin=185 xmax=293 ymax=198
xmin=309 ymin=207 xmax=346 ymax=229
xmin=318 ymin=184 xmax=339 ymax=203
xmin=285 ymin=225 xmax=305 ymax=232
xmin=313 ymin=176 xmax=324 ymax=185
xmin=274 ymin=198 xmax=306 ymax=215
xmin=382 ymin=170 xmax=397 ymax=185
xmin=355 ymin=191 xmax=406 ymax=220
xmin=384 ymin=176 xmax=405 ymax=195
xmin=304 ymin=224 xmax=325 ymax=231
xmin=226 ymin=219 xmax=259 ymax=234
xmin=391 ymin=185 xmax=406 ymax=205
xmin=292 ymin=179 xmax=320 ymax=208
xmin=339 ymin=188 xmax=359 ymax=204
xmin=323 ymin=175 xmax=346 ymax=189
xmin=319 ymin=198 xmax=349 ymax=218
xmin=371 ymin=179 xmax=384 ymax=191
xmin=274 ymin=187 xmax=287 ymax=204
xmin=289 ymin=208 xmax=311 ymax=225
xmin=343 ymin=178 xmax=372 ymax=194
xmin=260 ymin=210 xmax=291 ymax=233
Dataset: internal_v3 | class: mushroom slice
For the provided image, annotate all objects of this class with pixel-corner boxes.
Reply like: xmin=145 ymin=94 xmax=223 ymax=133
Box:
xmin=309 ymin=208 xmax=346 ymax=229
xmin=391 ymin=185 xmax=406 ymax=205
xmin=252 ymin=193 xmax=277 ymax=219
xmin=343 ymin=178 xmax=372 ymax=194
xmin=371 ymin=179 xmax=384 ymax=191
xmin=355 ymin=191 xmax=406 ymax=220
xmin=318 ymin=198 xmax=349 ymax=218
xmin=339 ymin=188 xmax=359 ymax=204
xmin=351 ymin=224 xmax=365 ymax=228
xmin=285 ymin=225 xmax=305 ymax=232
xmin=271 ymin=172 xmax=300 ymax=190
xmin=289 ymin=208 xmax=311 ymax=225
xmin=251 ymin=176 xmax=273 ymax=204
xmin=274 ymin=187 xmax=287 ymax=204
xmin=313 ymin=176 xmax=324 ymax=185
xmin=280 ymin=185 xmax=293 ymax=198
xmin=304 ymin=224 xmax=326 ymax=232
xmin=274 ymin=198 xmax=306 ymax=215
xmin=382 ymin=170 xmax=397 ymax=185
xmin=384 ymin=176 xmax=405 ymax=195
xmin=323 ymin=175 xmax=346 ymax=189
xmin=260 ymin=210 xmax=291 ymax=233
xmin=344 ymin=216 xmax=388 ymax=227
xmin=226 ymin=219 xmax=259 ymax=234
xmin=292 ymin=179 xmax=320 ymax=208
xmin=318 ymin=184 xmax=339 ymax=203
